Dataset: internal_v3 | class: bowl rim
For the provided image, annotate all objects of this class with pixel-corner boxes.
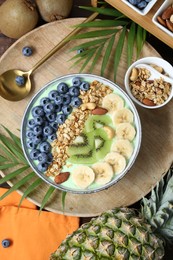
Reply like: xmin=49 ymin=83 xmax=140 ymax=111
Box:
xmin=121 ymin=0 xmax=158 ymax=16
xmin=124 ymin=57 xmax=173 ymax=109
xmin=21 ymin=73 xmax=142 ymax=194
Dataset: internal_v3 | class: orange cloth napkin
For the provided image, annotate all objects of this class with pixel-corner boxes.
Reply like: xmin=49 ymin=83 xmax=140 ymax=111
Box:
xmin=0 ymin=188 xmax=79 ymax=260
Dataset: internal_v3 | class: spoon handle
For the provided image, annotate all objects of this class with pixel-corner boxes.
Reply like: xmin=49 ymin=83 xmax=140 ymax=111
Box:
xmin=29 ymin=11 xmax=99 ymax=74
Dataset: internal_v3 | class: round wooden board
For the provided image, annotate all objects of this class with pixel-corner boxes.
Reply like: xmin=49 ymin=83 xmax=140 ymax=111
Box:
xmin=0 ymin=18 xmax=173 ymax=217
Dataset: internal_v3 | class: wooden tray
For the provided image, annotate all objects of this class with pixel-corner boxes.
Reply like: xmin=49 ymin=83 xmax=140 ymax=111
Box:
xmin=0 ymin=18 xmax=173 ymax=217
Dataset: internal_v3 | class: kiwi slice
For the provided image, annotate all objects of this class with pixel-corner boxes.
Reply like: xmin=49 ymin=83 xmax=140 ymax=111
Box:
xmin=85 ymin=115 xmax=112 ymax=132
xmin=67 ymin=149 xmax=97 ymax=164
xmin=67 ymin=132 xmax=94 ymax=156
xmin=94 ymin=128 xmax=112 ymax=160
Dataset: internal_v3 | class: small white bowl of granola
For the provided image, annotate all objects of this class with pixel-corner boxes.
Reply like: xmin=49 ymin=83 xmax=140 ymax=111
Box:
xmin=124 ymin=57 xmax=173 ymax=109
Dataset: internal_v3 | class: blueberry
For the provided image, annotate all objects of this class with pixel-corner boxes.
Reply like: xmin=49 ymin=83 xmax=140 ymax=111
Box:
xmin=46 ymin=113 xmax=56 ymax=122
xmin=40 ymin=97 xmax=50 ymax=106
xmin=15 ymin=75 xmax=25 ymax=86
xmin=62 ymin=94 xmax=71 ymax=105
xmin=48 ymin=133 xmax=57 ymax=142
xmin=55 ymin=104 xmax=62 ymax=113
xmin=33 ymin=135 xmax=42 ymax=145
xmin=80 ymin=81 xmax=90 ymax=91
xmin=38 ymin=152 xmax=48 ymax=163
xmin=37 ymin=162 xmax=48 ymax=172
xmin=77 ymin=48 xmax=85 ymax=54
xmin=50 ymin=122 xmax=58 ymax=130
xmin=71 ymin=97 xmax=82 ymax=107
xmin=47 ymin=153 xmax=53 ymax=164
xmin=54 ymin=95 xmax=64 ymax=105
xmin=27 ymin=119 xmax=35 ymax=128
xmin=30 ymin=149 xmax=40 ymax=160
xmin=72 ymin=77 xmax=81 ymax=87
xmin=43 ymin=102 xmax=55 ymax=114
xmin=26 ymin=140 xmax=36 ymax=149
xmin=39 ymin=141 xmax=51 ymax=153
xmin=137 ymin=0 xmax=147 ymax=9
xmin=57 ymin=82 xmax=68 ymax=94
xmin=129 ymin=0 xmax=137 ymax=5
xmin=26 ymin=130 xmax=34 ymax=139
xmin=43 ymin=125 xmax=53 ymax=136
xmin=62 ymin=105 xmax=72 ymax=115
xmin=48 ymin=90 xmax=59 ymax=100
xmin=56 ymin=113 xmax=66 ymax=125
xmin=69 ymin=86 xmax=80 ymax=97
xmin=22 ymin=46 xmax=33 ymax=56
xmin=2 ymin=239 xmax=11 ymax=248
xmin=34 ymin=116 xmax=45 ymax=126
xmin=33 ymin=125 xmax=42 ymax=135
xmin=32 ymin=106 xmax=45 ymax=117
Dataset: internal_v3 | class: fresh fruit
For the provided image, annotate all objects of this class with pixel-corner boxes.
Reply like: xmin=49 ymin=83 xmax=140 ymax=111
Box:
xmin=103 ymin=125 xmax=115 ymax=139
xmin=54 ymin=172 xmax=70 ymax=184
xmin=22 ymin=46 xmax=33 ymax=57
xmin=69 ymin=86 xmax=80 ymax=97
xmin=116 ymin=123 xmax=136 ymax=141
xmin=104 ymin=152 xmax=126 ymax=174
xmin=72 ymin=77 xmax=81 ymax=87
xmin=94 ymin=128 xmax=112 ymax=160
xmin=57 ymin=82 xmax=68 ymax=94
xmin=1 ymin=239 xmax=11 ymax=248
xmin=39 ymin=141 xmax=51 ymax=153
xmin=56 ymin=114 xmax=66 ymax=125
xmin=68 ymin=149 xmax=97 ymax=165
xmin=35 ymin=0 xmax=73 ymax=22
xmin=92 ymin=162 xmax=113 ymax=185
xmin=113 ymin=108 xmax=134 ymax=124
xmin=37 ymin=162 xmax=48 ymax=172
xmin=32 ymin=106 xmax=44 ymax=117
xmin=111 ymin=139 xmax=133 ymax=159
xmin=0 ymin=0 xmax=38 ymax=38
xmin=67 ymin=132 xmax=94 ymax=156
xmin=48 ymin=90 xmax=59 ymax=100
xmin=80 ymin=81 xmax=90 ymax=91
xmin=72 ymin=166 xmax=95 ymax=188
xmin=15 ymin=75 xmax=25 ymax=86
xmin=102 ymin=93 xmax=124 ymax=113
xmin=70 ymin=97 xmax=82 ymax=107
xmin=91 ymin=107 xmax=108 ymax=115
xmin=85 ymin=115 xmax=112 ymax=132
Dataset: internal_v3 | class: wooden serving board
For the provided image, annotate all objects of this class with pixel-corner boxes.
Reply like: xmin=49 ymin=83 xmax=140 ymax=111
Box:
xmin=0 ymin=18 xmax=173 ymax=217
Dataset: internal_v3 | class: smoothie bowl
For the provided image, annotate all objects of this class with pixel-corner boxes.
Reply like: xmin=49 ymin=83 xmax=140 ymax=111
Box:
xmin=21 ymin=74 xmax=142 ymax=194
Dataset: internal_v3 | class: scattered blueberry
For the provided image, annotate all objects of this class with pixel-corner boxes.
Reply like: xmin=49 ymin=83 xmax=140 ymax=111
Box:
xmin=32 ymin=106 xmax=45 ymax=117
xmin=30 ymin=149 xmax=40 ymax=160
xmin=26 ymin=130 xmax=34 ymax=139
xmin=48 ymin=133 xmax=57 ymax=142
xmin=137 ymin=0 xmax=147 ymax=9
xmin=43 ymin=103 xmax=55 ymax=114
xmin=38 ymin=152 xmax=48 ymax=163
xmin=48 ymin=90 xmax=59 ymax=100
xmin=71 ymin=97 xmax=82 ymax=107
xmin=72 ymin=77 xmax=81 ymax=87
xmin=80 ymin=81 xmax=90 ymax=91
xmin=22 ymin=46 xmax=33 ymax=56
xmin=15 ymin=75 xmax=25 ymax=86
xmin=40 ymin=97 xmax=50 ymax=106
xmin=77 ymin=48 xmax=85 ymax=54
xmin=62 ymin=105 xmax=72 ymax=115
xmin=2 ymin=239 xmax=11 ymax=248
xmin=39 ymin=141 xmax=51 ymax=153
xmin=57 ymin=82 xmax=68 ymax=94
xmin=43 ymin=126 xmax=53 ymax=136
xmin=129 ymin=0 xmax=138 ymax=4
xmin=62 ymin=94 xmax=71 ymax=105
xmin=69 ymin=86 xmax=80 ymax=97
xmin=37 ymin=162 xmax=48 ymax=172
xmin=56 ymin=114 xmax=66 ymax=125
xmin=34 ymin=116 xmax=45 ymax=126
xmin=128 ymin=0 xmax=149 ymax=10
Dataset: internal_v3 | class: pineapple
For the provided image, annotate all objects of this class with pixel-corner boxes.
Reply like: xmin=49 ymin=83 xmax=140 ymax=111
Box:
xmin=50 ymin=167 xmax=173 ymax=260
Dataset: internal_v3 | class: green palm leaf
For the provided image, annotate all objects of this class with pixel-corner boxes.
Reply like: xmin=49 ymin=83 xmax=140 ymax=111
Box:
xmin=74 ymin=20 xmax=128 ymax=28
xmin=79 ymin=49 xmax=96 ymax=72
xmin=2 ymin=125 xmax=22 ymax=150
xmin=127 ymin=22 xmax=136 ymax=67
xmin=70 ymin=28 xmax=118 ymax=39
xmin=136 ymin=25 xmax=146 ymax=58
xmin=0 ymin=165 xmax=30 ymax=185
xmin=89 ymin=44 xmax=104 ymax=73
xmin=79 ymin=6 xmax=123 ymax=17
xmin=69 ymin=38 xmax=107 ymax=51
xmin=39 ymin=186 xmax=56 ymax=212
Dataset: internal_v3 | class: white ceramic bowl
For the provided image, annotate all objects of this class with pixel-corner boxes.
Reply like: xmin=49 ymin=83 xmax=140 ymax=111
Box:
xmin=124 ymin=57 xmax=173 ymax=109
xmin=21 ymin=74 xmax=142 ymax=194
xmin=152 ymin=0 xmax=173 ymax=37
xmin=122 ymin=0 xmax=158 ymax=16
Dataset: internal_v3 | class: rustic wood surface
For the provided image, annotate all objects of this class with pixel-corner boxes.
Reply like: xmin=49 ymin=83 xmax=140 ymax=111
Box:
xmin=1 ymin=17 xmax=173 ymax=217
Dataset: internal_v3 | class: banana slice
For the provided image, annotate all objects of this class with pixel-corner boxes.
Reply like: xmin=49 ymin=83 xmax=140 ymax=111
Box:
xmin=111 ymin=139 xmax=133 ymax=159
xmin=116 ymin=123 xmax=136 ymax=141
xmin=72 ymin=166 xmax=95 ymax=189
xmin=113 ymin=108 xmax=134 ymax=125
xmin=104 ymin=152 xmax=126 ymax=174
xmin=92 ymin=162 xmax=114 ymax=185
xmin=102 ymin=93 xmax=124 ymax=113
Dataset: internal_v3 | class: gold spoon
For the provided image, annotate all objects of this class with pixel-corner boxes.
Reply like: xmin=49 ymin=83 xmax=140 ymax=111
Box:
xmin=0 ymin=12 xmax=99 ymax=102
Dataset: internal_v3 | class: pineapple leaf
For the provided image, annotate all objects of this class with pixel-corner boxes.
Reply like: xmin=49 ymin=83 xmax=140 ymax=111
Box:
xmin=18 ymin=178 xmax=43 ymax=208
xmin=0 ymin=171 xmax=36 ymax=200
xmin=0 ymin=165 xmax=30 ymax=185
xmin=39 ymin=186 xmax=56 ymax=212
